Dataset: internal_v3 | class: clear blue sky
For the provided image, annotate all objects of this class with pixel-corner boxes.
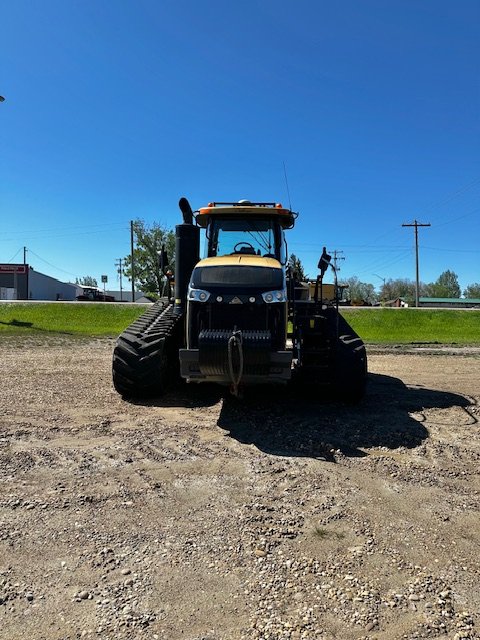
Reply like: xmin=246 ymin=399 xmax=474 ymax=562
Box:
xmin=1 ymin=0 xmax=479 ymax=292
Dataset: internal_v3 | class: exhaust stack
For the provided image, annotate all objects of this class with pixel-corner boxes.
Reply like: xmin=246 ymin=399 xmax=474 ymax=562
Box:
xmin=174 ymin=197 xmax=199 ymax=316
xmin=179 ymin=197 xmax=194 ymax=224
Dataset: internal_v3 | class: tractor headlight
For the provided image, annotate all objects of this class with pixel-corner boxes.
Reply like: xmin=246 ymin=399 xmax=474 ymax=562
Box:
xmin=262 ymin=289 xmax=287 ymax=303
xmin=188 ymin=286 xmax=211 ymax=302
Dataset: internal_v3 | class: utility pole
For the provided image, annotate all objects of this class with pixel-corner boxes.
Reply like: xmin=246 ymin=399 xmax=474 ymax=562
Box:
xmin=23 ymin=247 xmax=29 ymax=299
xmin=373 ymin=274 xmax=386 ymax=302
xmin=130 ymin=221 xmax=135 ymax=303
xmin=402 ymin=220 xmax=431 ymax=307
xmin=332 ymin=250 xmax=345 ymax=272
xmin=115 ymin=258 xmax=123 ymax=302
xmin=373 ymin=274 xmax=386 ymax=287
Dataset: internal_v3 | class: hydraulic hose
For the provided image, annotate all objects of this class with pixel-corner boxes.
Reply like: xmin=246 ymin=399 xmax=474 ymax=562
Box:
xmin=227 ymin=329 xmax=244 ymax=396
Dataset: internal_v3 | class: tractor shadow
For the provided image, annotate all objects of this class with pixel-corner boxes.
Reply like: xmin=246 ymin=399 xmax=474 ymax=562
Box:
xmin=0 ymin=319 xmax=74 ymax=334
xmin=0 ymin=319 xmax=34 ymax=328
xmin=216 ymin=373 xmax=472 ymax=460
xmin=128 ymin=382 xmax=224 ymax=409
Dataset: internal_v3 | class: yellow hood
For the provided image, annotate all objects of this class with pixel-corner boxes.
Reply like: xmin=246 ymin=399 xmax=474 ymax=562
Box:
xmin=196 ymin=255 xmax=282 ymax=268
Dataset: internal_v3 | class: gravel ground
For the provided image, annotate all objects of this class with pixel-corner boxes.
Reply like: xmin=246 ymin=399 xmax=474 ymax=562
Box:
xmin=0 ymin=336 xmax=479 ymax=640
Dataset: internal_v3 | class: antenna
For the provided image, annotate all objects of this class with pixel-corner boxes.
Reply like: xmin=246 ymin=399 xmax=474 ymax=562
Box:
xmin=282 ymin=161 xmax=292 ymax=210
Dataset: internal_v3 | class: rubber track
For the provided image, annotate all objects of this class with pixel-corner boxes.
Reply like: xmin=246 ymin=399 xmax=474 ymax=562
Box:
xmin=335 ymin=334 xmax=368 ymax=403
xmin=112 ymin=299 xmax=182 ymax=398
xmin=294 ymin=331 xmax=367 ymax=403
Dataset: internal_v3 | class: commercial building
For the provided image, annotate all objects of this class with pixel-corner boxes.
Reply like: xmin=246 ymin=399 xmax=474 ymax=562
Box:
xmin=0 ymin=264 xmax=79 ymax=301
xmin=0 ymin=264 xmax=151 ymax=302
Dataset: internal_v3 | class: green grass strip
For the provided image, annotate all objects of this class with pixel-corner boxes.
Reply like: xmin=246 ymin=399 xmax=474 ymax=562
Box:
xmin=1 ymin=303 xmax=479 ymax=344
xmin=0 ymin=303 xmax=146 ymax=337
xmin=341 ymin=308 xmax=480 ymax=344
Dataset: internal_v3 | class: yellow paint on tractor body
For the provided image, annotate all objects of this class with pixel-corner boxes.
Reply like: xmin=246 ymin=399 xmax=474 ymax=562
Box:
xmin=195 ymin=255 xmax=282 ymax=269
xmin=196 ymin=204 xmax=296 ymax=229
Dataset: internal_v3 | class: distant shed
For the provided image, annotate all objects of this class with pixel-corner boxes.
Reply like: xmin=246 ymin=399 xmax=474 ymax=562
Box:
xmin=419 ymin=297 xmax=480 ymax=309
xmin=105 ymin=290 xmax=150 ymax=303
xmin=381 ymin=297 xmax=408 ymax=308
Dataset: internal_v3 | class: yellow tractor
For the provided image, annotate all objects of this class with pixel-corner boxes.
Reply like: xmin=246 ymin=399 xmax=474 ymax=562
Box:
xmin=112 ymin=198 xmax=367 ymax=401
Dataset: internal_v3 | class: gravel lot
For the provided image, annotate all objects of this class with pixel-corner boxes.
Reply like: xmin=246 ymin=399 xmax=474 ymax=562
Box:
xmin=0 ymin=336 xmax=479 ymax=640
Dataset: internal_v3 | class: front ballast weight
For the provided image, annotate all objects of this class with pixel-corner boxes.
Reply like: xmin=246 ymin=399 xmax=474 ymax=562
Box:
xmin=112 ymin=299 xmax=183 ymax=398
xmin=179 ymin=329 xmax=292 ymax=388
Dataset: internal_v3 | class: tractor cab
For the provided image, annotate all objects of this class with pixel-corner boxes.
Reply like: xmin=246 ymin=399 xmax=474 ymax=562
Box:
xmin=196 ymin=201 xmax=295 ymax=263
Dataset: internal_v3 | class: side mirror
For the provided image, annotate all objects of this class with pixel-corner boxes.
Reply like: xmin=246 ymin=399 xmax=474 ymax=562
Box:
xmin=158 ymin=245 xmax=169 ymax=273
xmin=317 ymin=246 xmax=331 ymax=278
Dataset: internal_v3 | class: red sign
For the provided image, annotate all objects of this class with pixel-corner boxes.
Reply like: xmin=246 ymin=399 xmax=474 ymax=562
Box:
xmin=0 ymin=264 xmax=27 ymax=274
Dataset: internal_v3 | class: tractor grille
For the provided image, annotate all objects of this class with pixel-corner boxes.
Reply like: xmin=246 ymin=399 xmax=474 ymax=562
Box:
xmin=209 ymin=304 xmax=268 ymax=331
xmin=189 ymin=302 xmax=285 ymax=350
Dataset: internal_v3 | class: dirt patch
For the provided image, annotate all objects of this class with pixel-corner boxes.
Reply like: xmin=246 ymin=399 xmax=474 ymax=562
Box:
xmin=0 ymin=337 xmax=478 ymax=639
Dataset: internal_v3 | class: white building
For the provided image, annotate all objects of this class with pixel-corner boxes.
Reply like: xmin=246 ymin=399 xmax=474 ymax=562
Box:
xmin=28 ymin=268 xmax=79 ymax=300
xmin=0 ymin=263 xmax=79 ymax=301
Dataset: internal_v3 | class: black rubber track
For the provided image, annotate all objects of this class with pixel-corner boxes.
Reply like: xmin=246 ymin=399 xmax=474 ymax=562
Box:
xmin=334 ymin=334 xmax=368 ymax=403
xmin=112 ymin=299 xmax=183 ymax=398
xmin=292 ymin=310 xmax=367 ymax=403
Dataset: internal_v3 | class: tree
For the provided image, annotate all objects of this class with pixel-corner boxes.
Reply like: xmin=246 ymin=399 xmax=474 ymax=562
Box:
xmin=76 ymin=276 xmax=98 ymax=287
xmin=427 ymin=270 xmax=461 ymax=298
xmin=463 ymin=282 xmax=480 ymax=298
xmin=288 ymin=254 xmax=308 ymax=281
xmin=379 ymin=278 xmax=428 ymax=303
xmin=123 ymin=219 xmax=176 ymax=297
xmin=341 ymin=276 xmax=378 ymax=305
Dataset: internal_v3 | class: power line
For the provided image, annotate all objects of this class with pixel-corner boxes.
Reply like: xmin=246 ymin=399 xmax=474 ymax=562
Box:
xmin=7 ymin=248 xmax=22 ymax=263
xmin=355 ymin=249 xmax=413 ymax=276
xmin=423 ymin=245 xmax=480 ymax=253
xmin=0 ymin=221 xmax=129 ymax=236
xmin=373 ymin=273 xmax=386 ymax=287
xmin=430 ymin=205 xmax=480 ymax=230
xmin=288 ymin=245 xmax=411 ymax=254
xmin=26 ymin=249 xmax=79 ymax=279
xmin=421 ymin=175 xmax=480 ymax=219
xmin=0 ymin=225 xmax=129 ymax=243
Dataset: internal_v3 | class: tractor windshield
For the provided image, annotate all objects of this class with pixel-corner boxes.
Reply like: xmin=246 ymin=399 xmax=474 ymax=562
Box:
xmin=207 ymin=217 xmax=284 ymax=260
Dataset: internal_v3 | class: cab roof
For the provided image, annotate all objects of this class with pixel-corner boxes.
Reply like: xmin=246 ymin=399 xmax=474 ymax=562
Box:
xmin=196 ymin=200 xmax=297 ymax=229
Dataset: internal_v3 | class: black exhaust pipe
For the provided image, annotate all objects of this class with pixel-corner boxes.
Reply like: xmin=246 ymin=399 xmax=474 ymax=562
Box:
xmin=174 ymin=197 xmax=199 ymax=316
xmin=179 ymin=197 xmax=194 ymax=225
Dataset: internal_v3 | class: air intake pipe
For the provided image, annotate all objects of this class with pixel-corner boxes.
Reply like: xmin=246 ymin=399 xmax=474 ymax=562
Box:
xmin=174 ymin=197 xmax=200 ymax=316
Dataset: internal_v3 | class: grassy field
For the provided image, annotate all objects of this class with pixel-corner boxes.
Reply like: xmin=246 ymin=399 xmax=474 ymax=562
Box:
xmin=0 ymin=303 xmax=145 ymax=337
xmin=341 ymin=308 xmax=480 ymax=344
xmin=1 ymin=303 xmax=479 ymax=344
